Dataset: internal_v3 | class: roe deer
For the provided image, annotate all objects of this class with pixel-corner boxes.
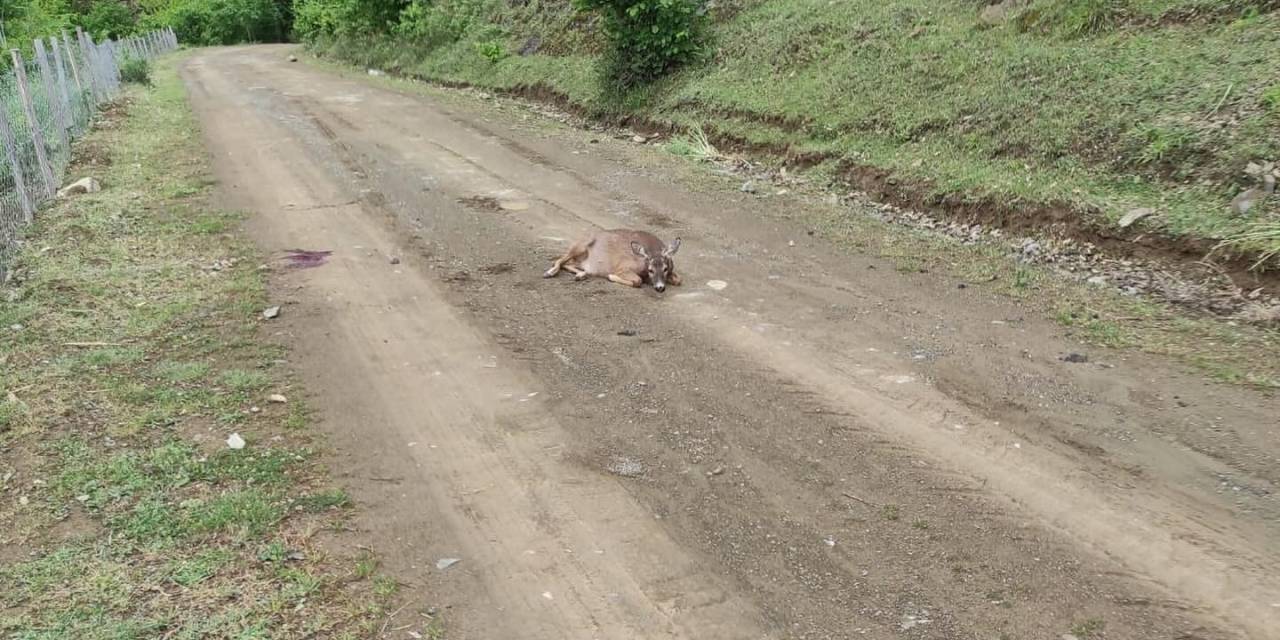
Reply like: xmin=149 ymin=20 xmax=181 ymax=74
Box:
xmin=544 ymin=229 xmax=682 ymax=292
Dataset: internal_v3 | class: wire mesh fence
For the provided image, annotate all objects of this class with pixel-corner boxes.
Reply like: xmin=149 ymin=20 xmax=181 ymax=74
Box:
xmin=0 ymin=27 xmax=178 ymax=267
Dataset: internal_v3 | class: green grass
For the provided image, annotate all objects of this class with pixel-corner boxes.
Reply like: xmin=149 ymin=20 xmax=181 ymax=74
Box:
xmin=308 ymin=0 xmax=1280 ymax=263
xmin=0 ymin=54 xmax=394 ymax=638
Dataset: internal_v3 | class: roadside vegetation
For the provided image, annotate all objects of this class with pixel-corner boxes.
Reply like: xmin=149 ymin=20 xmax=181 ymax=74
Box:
xmin=0 ymin=56 xmax=402 ymax=639
xmin=0 ymin=1 xmax=291 ymax=53
xmin=295 ymin=0 xmax=1280 ymax=267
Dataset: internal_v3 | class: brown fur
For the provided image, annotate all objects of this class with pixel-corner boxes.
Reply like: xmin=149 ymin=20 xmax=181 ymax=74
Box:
xmin=544 ymin=229 xmax=682 ymax=291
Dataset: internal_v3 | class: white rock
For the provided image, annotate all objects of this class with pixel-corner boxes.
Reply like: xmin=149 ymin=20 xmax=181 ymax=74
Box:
xmin=226 ymin=433 xmax=246 ymax=449
xmin=267 ymin=393 xmax=288 ymax=404
xmin=1118 ymin=207 xmax=1154 ymax=228
xmin=56 ymin=177 xmax=100 ymax=198
xmin=706 ymin=280 xmax=728 ymax=291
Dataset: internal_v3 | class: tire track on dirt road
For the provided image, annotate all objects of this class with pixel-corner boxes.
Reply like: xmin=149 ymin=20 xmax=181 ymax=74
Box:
xmin=181 ymin=45 xmax=1278 ymax=639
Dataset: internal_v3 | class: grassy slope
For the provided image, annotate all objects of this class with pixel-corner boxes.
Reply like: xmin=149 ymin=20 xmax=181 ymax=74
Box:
xmin=313 ymin=0 xmax=1280 ymax=259
xmin=0 ymin=57 xmax=411 ymax=639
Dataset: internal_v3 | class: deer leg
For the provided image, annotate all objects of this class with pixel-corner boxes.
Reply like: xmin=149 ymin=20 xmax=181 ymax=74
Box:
xmin=668 ymin=271 xmax=683 ymax=287
xmin=544 ymin=243 xmax=588 ymax=278
xmin=607 ymin=272 xmax=643 ymax=288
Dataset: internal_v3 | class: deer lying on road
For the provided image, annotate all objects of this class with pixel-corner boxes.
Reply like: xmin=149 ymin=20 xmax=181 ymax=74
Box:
xmin=544 ymin=229 xmax=682 ymax=292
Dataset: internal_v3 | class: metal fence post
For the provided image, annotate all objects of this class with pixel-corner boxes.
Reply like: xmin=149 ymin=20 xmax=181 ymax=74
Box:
xmin=50 ymin=38 xmax=75 ymax=138
xmin=76 ymin=27 xmax=100 ymax=104
xmin=0 ymin=105 xmax=34 ymax=223
xmin=61 ymin=32 xmax=86 ymax=110
xmin=33 ymin=39 xmax=70 ymax=156
xmin=10 ymin=49 xmax=57 ymax=198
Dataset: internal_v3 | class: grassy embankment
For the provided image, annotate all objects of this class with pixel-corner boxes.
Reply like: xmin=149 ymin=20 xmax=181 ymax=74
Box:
xmin=309 ymin=0 xmax=1280 ymax=263
xmin=0 ymin=56 xmax=420 ymax=639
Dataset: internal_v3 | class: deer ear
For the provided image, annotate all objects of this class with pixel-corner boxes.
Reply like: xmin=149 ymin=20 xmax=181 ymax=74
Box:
xmin=664 ymin=238 xmax=681 ymax=257
xmin=631 ymin=241 xmax=648 ymax=257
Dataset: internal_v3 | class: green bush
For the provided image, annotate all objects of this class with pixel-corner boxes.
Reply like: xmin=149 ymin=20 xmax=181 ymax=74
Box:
xmin=573 ymin=0 xmax=707 ymax=88
xmin=151 ymin=0 xmax=286 ymax=46
xmin=83 ymin=1 xmax=137 ymax=40
xmin=120 ymin=57 xmax=152 ymax=85
xmin=475 ymin=39 xmax=506 ymax=64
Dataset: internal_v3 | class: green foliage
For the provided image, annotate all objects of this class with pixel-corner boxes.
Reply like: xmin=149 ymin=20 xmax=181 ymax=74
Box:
xmin=82 ymin=0 xmax=136 ymax=39
xmin=148 ymin=0 xmax=286 ymax=45
xmin=393 ymin=0 xmax=478 ymax=47
xmin=573 ymin=0 xmax=707 ymax=87
xmin=119 ymin=56 xmax=152 ymax=85
xmin=294 ymin=0 xmax=410 ymax=40
xmin=474 ymin=38 xmax=505 ymax=63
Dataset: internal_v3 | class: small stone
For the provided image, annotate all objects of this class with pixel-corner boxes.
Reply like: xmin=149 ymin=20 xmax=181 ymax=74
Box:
xmin=740 ymin=181 xmax=757 ymax=194
xmin=706 ymin=280 xmax=728 ymax=291
xmin=226 ymin=433 xmax=246 ymax=449
xmin=262 ymin=306 xmax=281 ymax=320
xmin=1231 ymin=188 xmax=1268 ymax=216
xmin=1087 ymin=275 xmax=1108 ymax=286
xmin=436 ymin=558 xmax=461 ymax=570
xmin=632 ymin=135 xmax=647 ymax=144
xmin=19 ymin=496 xmax=29 ymax=506
xmin=1060 ymin=353 xmax=1088 ymax=363
xmin=389 ymin=256 xmax=401 ymax=265
xmin=76 ymin=494 xmax=89 ymax=502
xmin=706 ymin=466 xmax=725 ymax=477
xmin=268 ymin=394 xmax=288 ymax=404
xmin=287 ymin=54 xmax=298 ymax=62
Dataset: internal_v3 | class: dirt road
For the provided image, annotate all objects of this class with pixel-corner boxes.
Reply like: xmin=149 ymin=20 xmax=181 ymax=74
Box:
xmin=180 ymin=46 xmax=1279 ymax=639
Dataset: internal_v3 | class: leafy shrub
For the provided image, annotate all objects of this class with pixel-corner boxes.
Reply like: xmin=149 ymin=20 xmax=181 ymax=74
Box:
xmin=573 ymin=0 xmax=707 ymax=88
xmin=152 ymin=0 xmax=286 ymax=46
xmin=475 ymin=39 xmax=506 ymax=64
xmin=83 ymin=1 xmax=137 ymax=40
xmin=392 ymin=0 xmax=495 ymax=50
xmin=120 ymin=57 xmax=152 ymax=85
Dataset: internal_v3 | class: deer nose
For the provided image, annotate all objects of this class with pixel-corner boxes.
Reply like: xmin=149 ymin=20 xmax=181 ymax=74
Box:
xmin=654 ymin=283 xmax=666 ymax=292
